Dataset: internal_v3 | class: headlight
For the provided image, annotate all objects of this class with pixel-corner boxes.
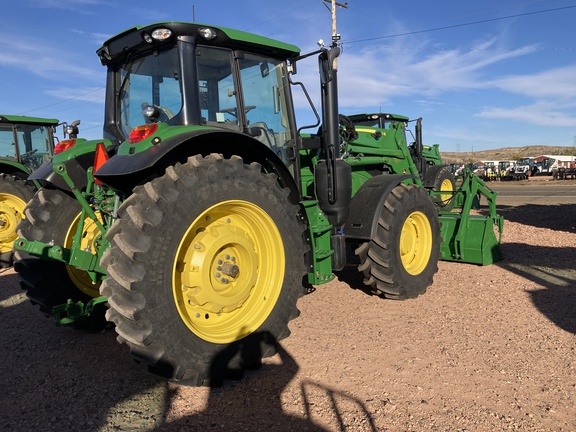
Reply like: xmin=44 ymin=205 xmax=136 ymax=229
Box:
xmin=151 ymin=28 xmax=172 ymax=41
xmin=198 ymin=27 xmax=217 ymax=40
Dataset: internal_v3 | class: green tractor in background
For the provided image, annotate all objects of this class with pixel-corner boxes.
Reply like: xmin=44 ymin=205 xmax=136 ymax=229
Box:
xmin=0 ymin=115 xmax=80 ymax=266
xmin=345 ymin=113 xmax=456 ymax=208
xmin=14 ymin=22 xmax=503 ymax=385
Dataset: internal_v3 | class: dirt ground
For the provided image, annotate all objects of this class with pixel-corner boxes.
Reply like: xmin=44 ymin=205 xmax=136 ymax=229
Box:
xmin=1 ymin=177 xmax=575 ymax=431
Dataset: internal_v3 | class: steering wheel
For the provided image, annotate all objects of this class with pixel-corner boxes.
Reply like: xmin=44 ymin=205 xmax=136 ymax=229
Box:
xmin=20 ymin=149 xmax=38 ymax=160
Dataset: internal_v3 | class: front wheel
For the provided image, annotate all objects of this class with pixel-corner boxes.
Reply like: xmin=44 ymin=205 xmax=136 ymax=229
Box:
xmin=428 ymin=167 xmax=456 ymax=210
xmin=356 ymin=183 xmax=441 ymax=300
xmin=100 ymin=154 xmax=306 ymax=385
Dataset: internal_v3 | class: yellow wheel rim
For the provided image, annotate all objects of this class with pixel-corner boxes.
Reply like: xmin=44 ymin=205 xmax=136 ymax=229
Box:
xmin=400 ymin=211 xmax=433 ymax=275
xmin=439 ymin=178 xmax=453 ymax=204
xmin=0 ymin=193 xmax=27 ymax=254
xmin=173 ymin=200 xmax=284 ymax=344
xmin=64 ymin=212 xmax=102 ymax=298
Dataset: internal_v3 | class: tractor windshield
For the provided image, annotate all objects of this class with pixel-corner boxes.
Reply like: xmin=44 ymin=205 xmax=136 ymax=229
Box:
xmin=0 ymin=122 xmax=53 ymax=170
xmin=117 ymin=47 xmax=182 ymax=138
xmin=115 ymin=42 xmax=294 ymax=164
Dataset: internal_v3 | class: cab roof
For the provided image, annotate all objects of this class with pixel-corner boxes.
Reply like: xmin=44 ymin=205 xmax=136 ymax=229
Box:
xmin=97 ymin=22 xmax=301 ymax=66
xmin=0 ymin=115 xmax=59 ymax=125
xmin=347 ymin=113 xmax=410 ymax=123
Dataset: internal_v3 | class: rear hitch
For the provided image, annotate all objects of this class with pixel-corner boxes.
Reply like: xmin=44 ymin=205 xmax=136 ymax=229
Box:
xmin=53 ymin=296 xmax=108 ymax=326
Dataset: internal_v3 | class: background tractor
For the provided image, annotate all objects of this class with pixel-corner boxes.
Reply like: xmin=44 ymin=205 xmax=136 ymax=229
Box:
xmin=344 ymin=113 xmax=456 ymax=209
xmin=14 ymin=22 xmax=503 ymax=385
xmin=0 ymin=115 xmax=80 ymax=266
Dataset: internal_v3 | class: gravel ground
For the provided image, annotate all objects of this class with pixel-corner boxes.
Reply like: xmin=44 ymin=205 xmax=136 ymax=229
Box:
xmin=1 ymin=178 xmax=575 ymax=431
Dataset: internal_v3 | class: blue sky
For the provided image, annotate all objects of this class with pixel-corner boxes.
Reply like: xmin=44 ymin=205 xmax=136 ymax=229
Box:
xmin=2 ymin=0 xmax=576 ymax=153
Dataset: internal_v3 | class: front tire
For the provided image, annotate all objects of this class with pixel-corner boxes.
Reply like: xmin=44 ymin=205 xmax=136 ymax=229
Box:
xmin=428 ymin=167 xmax=456 ymax=210
xmin=0 ymin=174 xmax=36 ymax=267
xmin=100 ymin=154 xmax=306 ymax=385
xmin=356 ymin=183 xmax=441 ymax=300
xmin=14 ymin=187 xmax=104 ymax=324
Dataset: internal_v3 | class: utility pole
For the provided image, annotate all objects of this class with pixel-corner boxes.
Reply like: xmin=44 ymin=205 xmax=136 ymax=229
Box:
xmin=322 ymin=0 xmax=348 ymax=47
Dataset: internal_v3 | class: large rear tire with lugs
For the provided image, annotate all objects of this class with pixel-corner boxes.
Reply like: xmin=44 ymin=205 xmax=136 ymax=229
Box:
xmin=356 ymin=183 xmax=441 ymax=300
xmin=14 ymin=187 xmax=105 ymax=327
xmin=0 ymin=174 xmax=36 ymax=267
xmin=100 ymin=154 xmax=307 ymax=386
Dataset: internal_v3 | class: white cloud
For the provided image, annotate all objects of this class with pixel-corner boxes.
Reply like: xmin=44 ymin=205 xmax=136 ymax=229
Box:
xmin=27 ymin=0 xmax=106 ymax=10
xmin=71 ymin=29 xmax=112 ymax=46
xmin=490 ymin=66 xmax=576 ymax=99
xmin=476 ymin=102 xmax=576 ymax=127
xmin=0 ymin=35 xmax=100 ymax=81
xmin=332 ymin=38 xmax=533 ymax=109
xmin=44 ymin=86 xmax=105 ymax=104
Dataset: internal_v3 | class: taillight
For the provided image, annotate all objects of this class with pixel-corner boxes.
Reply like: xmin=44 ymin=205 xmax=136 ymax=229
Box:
xmin=54 ymin=139 xmax=77 ymax=155
xmin=129 ymin=124 xmax=158 ymax=143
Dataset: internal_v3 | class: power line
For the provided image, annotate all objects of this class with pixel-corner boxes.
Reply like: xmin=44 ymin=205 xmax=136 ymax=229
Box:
xmin=354 ymin=45 xmax=576 ymax=52
xmin=343 ymin=5 xmax=576 ymax=45
xmin=19 ymin=87 xmax=104 ymax=116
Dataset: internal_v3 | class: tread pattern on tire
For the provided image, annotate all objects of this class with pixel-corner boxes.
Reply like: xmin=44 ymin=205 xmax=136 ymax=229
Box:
xmin=356 ymin=183 xmax=441 ymax=300
xmin=0 ymin=174 xmax=36 ymax=267
xmin=101 ymin=154 xmax=307 ymax=385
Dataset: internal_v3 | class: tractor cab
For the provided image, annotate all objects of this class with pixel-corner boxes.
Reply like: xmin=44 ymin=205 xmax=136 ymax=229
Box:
xmin=97 ymin=22 xmax=300 ymax=185
xmin=0 ymin=115 xmax=58 ymax=174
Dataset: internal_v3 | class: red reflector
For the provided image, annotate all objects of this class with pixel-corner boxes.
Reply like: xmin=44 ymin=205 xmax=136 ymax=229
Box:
xmin=93 ymin=142 xmax=109 ymax=185
xmin=129 ymin=123 xmax=158 ymax=143
xmin=54 ymin=139 xmax=77 ymax=155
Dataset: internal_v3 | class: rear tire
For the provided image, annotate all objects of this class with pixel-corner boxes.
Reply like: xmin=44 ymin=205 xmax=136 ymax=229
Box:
xmin=100 ymin=154 xmax=307 ymax=385
xmin=14 ymin=187 xmax=106 ymax=328
xmin=356 ymin=183 xmax=440 ymax=300
xmin=0 ymin=174 xmax=35 ymax=267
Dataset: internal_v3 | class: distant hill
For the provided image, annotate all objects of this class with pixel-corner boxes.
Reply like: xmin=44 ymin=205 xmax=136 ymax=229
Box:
xmin=440 ymin=145 xmax=576 ymax=164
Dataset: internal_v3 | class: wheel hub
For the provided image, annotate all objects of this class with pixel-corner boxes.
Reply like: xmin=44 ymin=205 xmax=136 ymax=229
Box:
xmin=173 ymin=199 xmax=285 ymax=344
xmin=181 ymin=223 xmax=258 ymax=314
xmin=400 ymin=211 xmax=432 ymax=275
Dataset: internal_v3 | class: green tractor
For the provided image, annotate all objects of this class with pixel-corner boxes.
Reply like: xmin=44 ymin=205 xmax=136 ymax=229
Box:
xmin=14 ymin=22 xmax=503 ymax=385
xmin=0 ymin=115 xmax=80 ymax=266
xmin=344 ymin=113 xmax=455 ymax=208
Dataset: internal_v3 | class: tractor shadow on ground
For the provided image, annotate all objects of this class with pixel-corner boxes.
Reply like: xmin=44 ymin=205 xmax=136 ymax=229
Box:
xmin=496 ymin=242 xmax=576 ymax=335
xmin=495 ymin=203 xmax=576 ymax=233
xmin=156 ymin=339 xmax=377 ymax=431
xmin=156 ymin=341 xmax=330 ymax=431
xmin=487 ymin=202 xmax=576 ymax=334
xmin=0 ymin=271 xmax=172 ymax=431
xmin=0 ymin=271 xmax=346 ymax=431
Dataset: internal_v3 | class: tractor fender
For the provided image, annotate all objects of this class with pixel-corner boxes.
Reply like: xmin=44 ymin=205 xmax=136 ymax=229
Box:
xmin=344 ymin=174 xmax=415 ymax=241
xmin=27 ymin=138 xmax=117 ymax=192
xmin=28 ymin=153 xmax=95 ymax=192
xmin=94 ymin=129 xmax=300 ymax=202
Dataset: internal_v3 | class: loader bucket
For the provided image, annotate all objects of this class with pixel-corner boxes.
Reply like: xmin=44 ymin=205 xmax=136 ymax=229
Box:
xmin=439 ymin=212 xmax=503 ymax=265
xmin=435 ymin=169 xmax=504 ymax=265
